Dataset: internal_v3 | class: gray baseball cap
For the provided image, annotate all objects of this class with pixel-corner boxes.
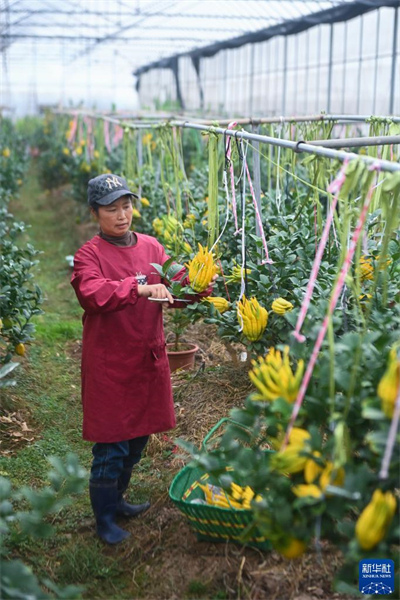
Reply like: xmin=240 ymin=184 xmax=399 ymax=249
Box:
xmin=87 ymin=174 xmax=138 ymax=207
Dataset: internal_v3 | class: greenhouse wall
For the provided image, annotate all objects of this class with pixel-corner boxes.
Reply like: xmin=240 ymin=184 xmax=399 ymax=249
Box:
xmin=137 ymin=6 xmax=399 ymax=116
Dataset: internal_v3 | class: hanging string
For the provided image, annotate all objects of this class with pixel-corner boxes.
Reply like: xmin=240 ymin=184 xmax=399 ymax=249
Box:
xmin=67 ymin=115 xmax=78 ymax=146
xmin=247 ymin=141 xmax=335 ymax=203
xmin=78 ymin=117 xmax=83 ymax=145
xmin=104 ymin=120 xmax=111 ymax=154
xmin=237 ymin=139 xmax=248 ymax=332
xmin=113 ymin=124 xmax=124 ymax=148
xmin=314 ymin=204 xmax=318 ymax=256
xmin=210 ymin=146 xmax=231 ymax=255
xmin=283 ymin=164 xmax=381 ymax=447
xmin=275 ymin=116 xmax=284 ymax=213
xmin=331 ymin=213 xmax=340 ymax=249
xmin=292 ymin=159 xmax=349 ymax=343
xmin=379 ymin=385 xmax=400 ymax=480
xmin=243 ymin=141 xmax=272 ymax=264
xmin=217 ymin=259 xmax=231 ymax=303
xmin=225 ymin=121 xmax=240 ymax=234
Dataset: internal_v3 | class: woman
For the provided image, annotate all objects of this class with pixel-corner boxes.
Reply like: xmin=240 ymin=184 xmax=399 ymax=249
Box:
xmin=71 ymin=173 xmax=213 ymax=544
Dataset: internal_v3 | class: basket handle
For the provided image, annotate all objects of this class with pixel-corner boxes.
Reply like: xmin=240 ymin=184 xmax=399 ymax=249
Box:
xmin=202 ymin=417 xmax=252 ymax=451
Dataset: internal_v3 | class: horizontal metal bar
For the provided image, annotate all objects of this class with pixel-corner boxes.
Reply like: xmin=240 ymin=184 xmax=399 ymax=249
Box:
xmin=110 ymin=114 xmax=400 ymax=126
xmin=0 ymin=33 xmax=204 ymax=42
xmin=308 ymin=135 xmax=400 ymax=148
xmin=52 ymin=110 xmax=400 ymax=173
xmin=174 ymin=122 xmax=400 ymax=173
xmin=50 ymin=109 xmax=400 ymax=126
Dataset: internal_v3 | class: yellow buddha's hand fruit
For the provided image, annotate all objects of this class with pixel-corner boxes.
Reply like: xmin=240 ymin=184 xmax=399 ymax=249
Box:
xmin=292 ymin=484 xmax=322 ymax=499
xmin=358 ymin=256 xmax=374 ymax=281
xmin=271 ymin=444 xmax=309 ymax=474
xmin=237 ymin=296 xmax=268 ymax=342
xmin=271 ymin=428 xmax=311 ymax=474
xmin=271 ymin=298 xmax=294 ymax=315
xmin=377 ymin=347 xmax=400 ymax=418
xmin=183 ymin=241 xmax=192 ymax=255
xmin=225 ymin=262 xmax=252 ymax=284
xmin=273 ymin=537 xmax=307 ymax=559
xmin=202 ymin=297 xmax=230 ymax=314
xmin=131 ymin=208 xmax=141 ymax=219
xmin=304 ymin=452 xmax=324 ymax=484
xmin=152 ymin=217 xmax=163 ymax=236
xmin=319 ymin=463 xmax=345 ymax=492
xmin=355 ymin=489 xmax=397 ymax=550
xmin=15 ymin=343 xmax=26 ymax=356
xmin=186 ymin=244 xmax=218 ymax=293
xmin=249 ymin=347 xmax=304 ymax=403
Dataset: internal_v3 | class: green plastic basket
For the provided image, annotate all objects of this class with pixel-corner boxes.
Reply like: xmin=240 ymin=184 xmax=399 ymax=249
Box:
xmin=169 ymin=418 xmax=272 ymax=551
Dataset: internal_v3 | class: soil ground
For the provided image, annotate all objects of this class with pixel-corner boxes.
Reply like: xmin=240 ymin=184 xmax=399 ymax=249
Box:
xmin=1 ymin=169 xmax=357 ymax=600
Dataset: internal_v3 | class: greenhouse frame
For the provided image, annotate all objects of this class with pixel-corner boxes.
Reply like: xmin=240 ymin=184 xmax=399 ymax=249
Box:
xmin=1 ymin=0 xmax=399 ymax=117
xmin=1 ymin=2 xmax=400 ymax=600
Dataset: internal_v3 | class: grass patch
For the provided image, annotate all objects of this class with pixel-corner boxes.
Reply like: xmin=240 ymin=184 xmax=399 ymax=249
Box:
xmin=56 ymin=542 xmax=124 ymax=584
xmin=34 ymin=319 xmax=82 ymax=344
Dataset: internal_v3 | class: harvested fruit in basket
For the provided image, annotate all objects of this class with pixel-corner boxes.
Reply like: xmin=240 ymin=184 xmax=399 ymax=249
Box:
xmin=198 ymin=481 xmax=262 ymax=510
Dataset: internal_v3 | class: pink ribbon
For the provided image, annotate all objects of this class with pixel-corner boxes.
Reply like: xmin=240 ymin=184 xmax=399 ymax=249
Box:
xmin=244 ymin=160 xmax=272 ymax=264
xmin=284 ymin=165 xmax=379 ymax=446
xmin=113 ymin=124 xmax=124 ymax=148
xmin=67 ymin=115 xmax=78 ymax=145
xmin=84 ymin=116 xmax=94 ymax=160
xmin=292 ymin=160 xmax=349 ymax=343
xmin=78 ymin=118 xmax=83 ymax=144
xmin=104 ymin=121 xmax=111 ymax=153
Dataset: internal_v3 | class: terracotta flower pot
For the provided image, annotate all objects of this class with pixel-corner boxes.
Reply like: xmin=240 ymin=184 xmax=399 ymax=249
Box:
xmin=166 ymin=343 xmax=199 ymax=372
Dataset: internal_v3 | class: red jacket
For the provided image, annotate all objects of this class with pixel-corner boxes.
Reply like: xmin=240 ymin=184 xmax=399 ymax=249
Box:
xmin=71 ymin=233 xmax=177 ymax=442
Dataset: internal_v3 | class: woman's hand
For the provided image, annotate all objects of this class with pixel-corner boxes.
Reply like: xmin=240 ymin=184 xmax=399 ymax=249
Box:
xmin=138 ymin=284 xmax=174 ymax=304
xmin=195 ymin=273 xmax=218 ymax=298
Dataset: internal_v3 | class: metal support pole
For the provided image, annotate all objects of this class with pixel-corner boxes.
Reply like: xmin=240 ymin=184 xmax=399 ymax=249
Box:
xmin=52 ymin=109 xmax=400 ymax=172
xmin=327 ymin=23 xmax=334 ymax=113
xmin=304 ymin=30 xmax=310 ymax=114
xmin=222 ymin=50 xmax=228 ymax=115
xmin=341 ymin=22 xmax=348 ymax=114
xmin=137 ymin=133 xmax=143 ymax=199
xmin=389 ymin=6 xmax=399 ymax=114
xmin=54 ymin=109 xmax=400 ymax=126
xmin=274 ymin=38 xmax=279 ymax=114
xmin=282 ymin=36 xmax=288 ymax=116
xmin=372 ymin=10 xmax=381 ymax=115
xmin=308 ymin=135 xmax=400 ymax=148
xmin=356 ymin=15 xmax=364 ymax=114
xmin=178 ymin=122 xmax=400 ymax=172
xmin=249 ymin=43 xmax=255 ymax=116
xmin=293 ymin=36 xmax=298 ymax=115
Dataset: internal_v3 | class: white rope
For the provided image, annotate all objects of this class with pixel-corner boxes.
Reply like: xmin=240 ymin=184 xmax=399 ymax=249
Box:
xmin=275 ymin=116 xmax=284 ymax=213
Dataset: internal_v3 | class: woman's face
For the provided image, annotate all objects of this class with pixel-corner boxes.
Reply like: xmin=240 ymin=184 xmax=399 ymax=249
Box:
xmin=92 ymin=195 xmax=133 ymax=236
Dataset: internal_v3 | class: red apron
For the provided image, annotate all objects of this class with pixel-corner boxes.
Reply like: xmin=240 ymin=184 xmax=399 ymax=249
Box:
xmin=71 ymin=234 xmax=176 ymax=442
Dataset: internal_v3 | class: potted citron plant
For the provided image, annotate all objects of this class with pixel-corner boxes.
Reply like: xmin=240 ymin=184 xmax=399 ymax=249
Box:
xmin=151 ymin=244 xmax=218 ymax=372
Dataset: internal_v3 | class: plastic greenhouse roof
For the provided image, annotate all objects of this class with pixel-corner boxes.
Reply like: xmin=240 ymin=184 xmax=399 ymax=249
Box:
xmin=1 ymin=0 xmax=398 ymax=115
xmin=2 ymin=0 xmax=395 ymax=71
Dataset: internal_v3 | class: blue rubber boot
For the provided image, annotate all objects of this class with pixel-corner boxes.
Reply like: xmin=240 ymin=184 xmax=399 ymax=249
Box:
xmin=89 ymin=479 xmax=130 ymax=544
xmin=117 ymin=468 xmax=150 ymax=518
